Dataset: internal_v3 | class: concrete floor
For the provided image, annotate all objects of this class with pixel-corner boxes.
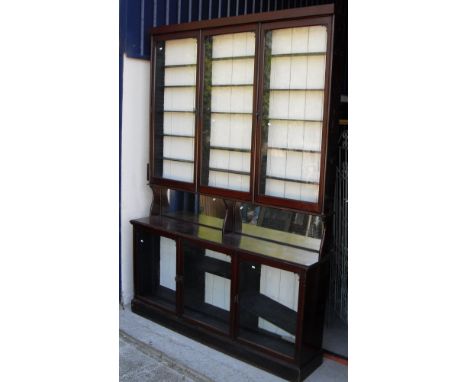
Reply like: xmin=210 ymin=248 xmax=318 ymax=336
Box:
xmin=120 ymin=306 xmax=347 ymax=382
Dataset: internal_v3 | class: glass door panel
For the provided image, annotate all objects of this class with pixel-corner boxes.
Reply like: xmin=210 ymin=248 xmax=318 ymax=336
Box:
xmin=135 ymin=229 xmax=177 ymax=312
xmin=182 ymin=241 xmax=231 ymax=334
xmin=200 ymin=31 xmax=256 ymax=192
xmin=259 ymin=25 xmax=328 ymax=203
xmin=238 ymin=259 xmax=299 ymax=358
xmin=153 ymin=37 xmax=198 ymax=184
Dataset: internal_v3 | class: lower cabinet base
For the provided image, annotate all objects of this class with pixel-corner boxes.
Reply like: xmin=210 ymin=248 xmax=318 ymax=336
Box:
xmin=131 ymin=297 xmax=323 ymax=382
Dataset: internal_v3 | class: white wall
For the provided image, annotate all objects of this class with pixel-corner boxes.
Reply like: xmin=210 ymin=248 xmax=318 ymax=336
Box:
xmin=121 ymin=55 xmax=152 ymax=305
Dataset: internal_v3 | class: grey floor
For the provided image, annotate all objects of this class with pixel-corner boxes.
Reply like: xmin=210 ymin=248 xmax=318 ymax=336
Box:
xmin=120 ymin=306 xmax=347 ymax=382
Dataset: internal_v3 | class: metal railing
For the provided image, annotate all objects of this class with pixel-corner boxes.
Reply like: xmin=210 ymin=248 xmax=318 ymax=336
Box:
xmin=329 ymin=128 xmax=348 ymax=323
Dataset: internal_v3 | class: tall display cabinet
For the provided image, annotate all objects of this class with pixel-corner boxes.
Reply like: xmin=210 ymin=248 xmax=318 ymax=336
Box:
xmin=131 ymin=4 xmax=337 ymax=381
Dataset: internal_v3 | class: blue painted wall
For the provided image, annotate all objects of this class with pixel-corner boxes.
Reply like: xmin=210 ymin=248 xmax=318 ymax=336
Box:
xmin=121 ymin=0 xmax=335 ymax=60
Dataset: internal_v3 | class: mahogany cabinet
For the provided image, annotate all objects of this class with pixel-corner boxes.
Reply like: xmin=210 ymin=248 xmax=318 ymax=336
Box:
xmin=132 ymin=4 xmax=336 ymax=381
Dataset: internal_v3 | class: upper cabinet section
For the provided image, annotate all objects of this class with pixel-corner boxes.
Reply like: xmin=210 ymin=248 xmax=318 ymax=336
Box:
xmin=200 ymin=28 xmax=257 ymax=198
xmin=150 ymin=5 xmax=334 ymax=212
xmin=151 ymin=34 xmax=199 ymax=189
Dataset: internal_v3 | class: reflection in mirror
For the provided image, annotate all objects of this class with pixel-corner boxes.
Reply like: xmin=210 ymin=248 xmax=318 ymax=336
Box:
xmin=155 ymin=187 xmax=323 ymax=250
xmin=159 ymin=188 xmax=226 ymax=229
xmin=237 ymin=202 xmax=323 ymax=250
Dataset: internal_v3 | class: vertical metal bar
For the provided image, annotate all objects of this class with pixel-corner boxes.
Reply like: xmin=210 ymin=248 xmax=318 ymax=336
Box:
xmin=178 ymin=0 xmax=181 ymax=23
xmin=166 ymin=0 xmax=170 ymax=24
xmin=188 ymin=0 xmax=192 ymax=22
xmin=236 ymin=0 xmax=239 ymax=15
xmin=227 ymin=0 xmax=231 ymax=16
xmin=140 ymin=0 xmax=145 ymax=55
xmin=153 ymin=0 xmax=157 ymax=26
xmin=199 ymin=0 xmax=203 ymax=20
xmin=218 ymin=0 xmax=222 ymax=18
xmin=209 ymin=0 xmax=212 ymax=19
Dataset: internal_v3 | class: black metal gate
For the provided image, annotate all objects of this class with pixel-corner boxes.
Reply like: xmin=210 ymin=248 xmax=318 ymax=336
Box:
xmin=329 ymin=128 xmax=348 ymax=323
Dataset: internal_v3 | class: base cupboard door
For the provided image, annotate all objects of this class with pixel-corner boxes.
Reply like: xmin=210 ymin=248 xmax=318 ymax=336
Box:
xmin=237 ymin=258 xmax=300 ymax=359
xmin=181 ymin=240 xmax=232 ymax=334
xmin=134 ymin=228 xmax=177 ymax=312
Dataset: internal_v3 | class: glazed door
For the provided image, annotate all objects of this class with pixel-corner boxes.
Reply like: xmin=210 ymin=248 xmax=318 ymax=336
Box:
xmin=236 ymin=257 xmax=301 ymax=360
xmin=181 ymin=240 xmax=232 ymax=334
xmin=134 ymin=227 xmax=177 ymax=312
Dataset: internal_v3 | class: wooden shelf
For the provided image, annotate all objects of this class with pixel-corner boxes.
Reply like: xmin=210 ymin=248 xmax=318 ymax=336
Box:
xmin=209 ymin=168 xmax=250 ymax=176
xmin=208 ymin=111 xmax=252 ymax=115
xmin=266 ymin=147 xmax=321 ymax=154
xmin=157 ymin=134 xmax=195 ymax=139
xmin=164 ymin=63 xmax=196 ymax=68
xmin=266 ymin=175 xmax=319 ymax=186
xmin=211 ymin=55 xmax=255 ymax=61
xmin=239 ymin=326 xmax=296 ymax=358
xmin=267 ymin=88 xmax=324 ymax=92
xmin=159 ymin=110 xmax=195 ymax=113
xmin=240 ymin=291 xmax=297 ymax=335
xmin=183 ymin=303 xmax=230 ymax=333
xmin=139 ymin=286 xmax=176 ymax=311
xmin=211 ymin=84 xmax=253 ymax=87
xmin=271 ymin=52 xmax=326 ymax=58
xmin=163 ymin=85 xmax=196 ymax=88
xmin=266 ymin=117 xmax=323 ymax=123
xmin=163 ymin=157 xmax=194 ymax=164
xmin=198 ymin=255 xmax=231 ymax=279
xmin=210 ymin=146 xmax=250 ymax=153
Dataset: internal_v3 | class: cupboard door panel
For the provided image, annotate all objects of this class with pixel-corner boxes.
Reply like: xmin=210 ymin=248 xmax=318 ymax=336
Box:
xmin=238 ymin=259 xmax=300 ymax=358
xmin=134 ymin=228 xmax=177 ymax=312
xmin=200 ymin=30 xmax=256 ymax=194
xmin=182 ymin=241 xmax=232 ymax=334
xmin=258 ymin=23 xmax=329 ymax=208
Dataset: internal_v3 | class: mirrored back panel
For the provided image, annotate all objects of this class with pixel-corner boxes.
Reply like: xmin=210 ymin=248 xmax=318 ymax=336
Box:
xmin=155 ymin=187 xmax=323 ymax=253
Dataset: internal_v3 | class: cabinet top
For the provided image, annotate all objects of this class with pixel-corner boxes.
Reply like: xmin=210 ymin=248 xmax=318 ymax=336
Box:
xmin=150 ymin=4 xmax=334 ymax=36
xmin=131 ymin=215 xmax=320 ymax=269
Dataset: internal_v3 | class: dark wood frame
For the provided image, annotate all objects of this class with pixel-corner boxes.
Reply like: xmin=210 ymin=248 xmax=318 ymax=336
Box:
xmin=149 ymin=4 xmax=335 ymax=214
